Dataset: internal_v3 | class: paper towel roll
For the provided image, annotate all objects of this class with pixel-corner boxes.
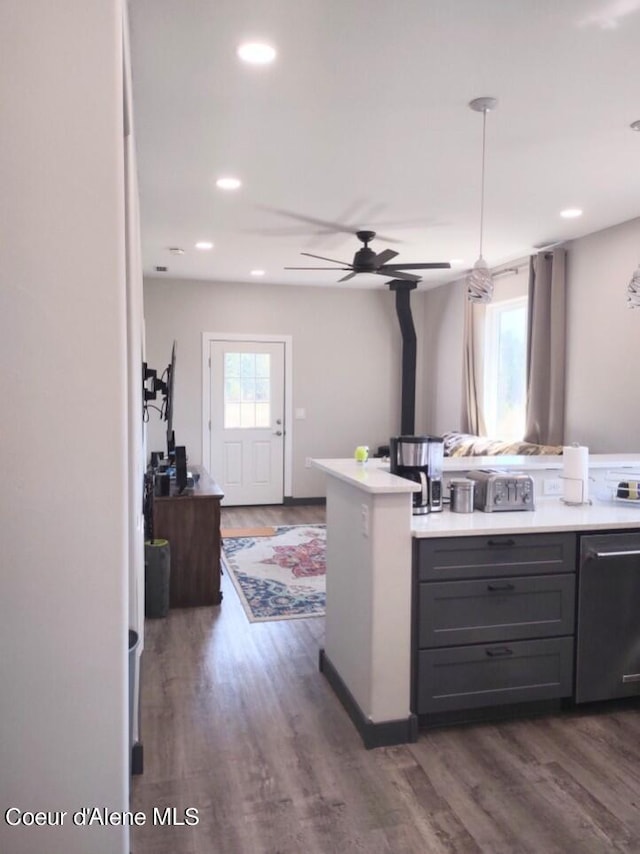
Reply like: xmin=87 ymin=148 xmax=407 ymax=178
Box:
xmin=563 ymin=444 xmax=589 ymax=504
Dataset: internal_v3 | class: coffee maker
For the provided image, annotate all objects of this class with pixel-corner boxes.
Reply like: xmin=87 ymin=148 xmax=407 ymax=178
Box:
xmin=389 ymin=435 xmax=444 ymax=514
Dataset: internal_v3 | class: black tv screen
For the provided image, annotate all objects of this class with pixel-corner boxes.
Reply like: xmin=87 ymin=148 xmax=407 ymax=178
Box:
xmin=163 ymin=340 xmax=176 ymax=456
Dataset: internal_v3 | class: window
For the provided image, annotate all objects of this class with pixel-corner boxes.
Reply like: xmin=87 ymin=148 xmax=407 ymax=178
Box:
xmin=483 ymin=296 xmax=528 ymax=440
xmin=223 ymin=351 xmax=271 ymax=429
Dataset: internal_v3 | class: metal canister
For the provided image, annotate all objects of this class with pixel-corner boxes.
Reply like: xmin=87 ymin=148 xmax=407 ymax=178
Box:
xmin=449 ymin=478 xmax=475 ymax=513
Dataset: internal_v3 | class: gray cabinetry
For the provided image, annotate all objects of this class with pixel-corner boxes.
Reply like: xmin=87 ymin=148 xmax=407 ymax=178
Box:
xmin=414 ymin=533 xmax=577 ymax=715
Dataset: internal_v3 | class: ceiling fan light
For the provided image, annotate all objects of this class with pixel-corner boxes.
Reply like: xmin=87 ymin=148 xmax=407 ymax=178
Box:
xmin=466 ymin=256 xmax=494 ymax=303
xmin=627 ymin=264 xmax=640 ymax=308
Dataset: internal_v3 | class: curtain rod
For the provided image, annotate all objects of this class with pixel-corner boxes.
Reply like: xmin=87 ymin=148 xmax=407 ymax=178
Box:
xmin=492 ymin=244 xmax=565 ymax=278
xmin=493 ymin=262 xmax=527 ymax=278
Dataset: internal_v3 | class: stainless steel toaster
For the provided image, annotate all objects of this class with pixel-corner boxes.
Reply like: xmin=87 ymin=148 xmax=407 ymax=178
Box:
xmin=465 ymin=469 xmax=535 ymax=512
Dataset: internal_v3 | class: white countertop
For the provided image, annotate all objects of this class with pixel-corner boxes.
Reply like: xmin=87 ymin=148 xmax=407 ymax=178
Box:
xmin=312 ymin=458 xmax=420 ymax=494
xmin=440 ymin=453 xmax=640 ymax=472
xmin=411 ymin=498 xmax=640 ymax=538
xmin=313 ymin=455 xmax=640 ymax=498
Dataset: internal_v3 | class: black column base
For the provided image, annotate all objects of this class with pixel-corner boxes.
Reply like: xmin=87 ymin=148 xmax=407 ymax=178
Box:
xmin=319 ymin=648 xmax=418 ymax=749
xmin=131 ymin=742 xmax=144 ymax=775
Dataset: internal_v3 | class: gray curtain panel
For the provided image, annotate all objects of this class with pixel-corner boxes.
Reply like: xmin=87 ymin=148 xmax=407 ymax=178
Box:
xmin=524 ymin=248 xmax=567 ymax=445
xmin=461 ymin=295 xmax=487 ymax=436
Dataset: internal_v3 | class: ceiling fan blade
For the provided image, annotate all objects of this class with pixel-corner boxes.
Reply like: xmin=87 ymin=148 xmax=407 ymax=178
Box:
xmin=258 ymin=205 xmax=403 ymax=243
xmin=382 ymin=261 xmax=451 ymax=271
xmin=260 ymin=206 xmax=363 ymax=235
xmin=375 ymin=248 xmax=399 ymax=265
xmin=376 ymin=269 xmax=421 ymax=282
xmin=285 ymin=266 xmax=350 ymax=270
xmin=338 ymin=272 xmax=357 ymax=282
xmin=301 ymin=251 xmax=351 ymax=265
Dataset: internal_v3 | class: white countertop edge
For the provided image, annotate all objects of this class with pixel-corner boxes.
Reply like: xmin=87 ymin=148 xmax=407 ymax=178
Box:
xmin=441 ymin=453 xmax=640 ymax=472
xmin=311 ymin=458 xmax=420 ymax=494
xmin=411 ymin=501 xmax=640 ymax=538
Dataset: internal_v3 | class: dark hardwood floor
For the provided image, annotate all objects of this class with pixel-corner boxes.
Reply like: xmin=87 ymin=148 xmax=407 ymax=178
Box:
xmin=131 ymin=505 xmax=640 ymax=854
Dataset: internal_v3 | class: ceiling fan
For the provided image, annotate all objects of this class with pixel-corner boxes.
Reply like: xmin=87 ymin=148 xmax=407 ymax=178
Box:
xmin=285 ymin=230 xmax=451 ymax=283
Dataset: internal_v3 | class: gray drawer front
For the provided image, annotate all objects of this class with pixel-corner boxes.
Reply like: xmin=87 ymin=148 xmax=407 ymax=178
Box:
xmin=417 ymin=533 xmax=576 ymax=582
xmin=416 ymin=636 xmax=574 ymax=714
xmin=418 ymin=573 xmax=576 ymax=648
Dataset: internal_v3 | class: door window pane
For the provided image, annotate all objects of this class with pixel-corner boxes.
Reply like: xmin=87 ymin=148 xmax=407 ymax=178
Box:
xmin=240 ymin=403 xmax=255 ymax=428
xmin=240 ymin=353 xmax=255 ymax=378
xmin=241 ymin=378 xmax=256 ymax=402
xmin=224 ymin=352 xmax=240 ymax=377
xmin=225 ymin=378 xmax=241 ymax=403
xmin=255 ymin=378 xmax=269 ymax=402
xmin=224 ymin=351 xmax=272 ymax=428
xmin=255 ymin=353 xmax=270 ymax=377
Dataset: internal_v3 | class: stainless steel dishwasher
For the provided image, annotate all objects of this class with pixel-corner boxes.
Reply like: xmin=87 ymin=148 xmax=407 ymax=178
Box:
xmin=576 ymin=532 xmax=640 ymax=704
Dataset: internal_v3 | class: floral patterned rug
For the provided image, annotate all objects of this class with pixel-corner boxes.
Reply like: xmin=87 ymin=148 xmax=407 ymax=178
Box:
xmin=222 ymin=525 xmax=326 ymax=622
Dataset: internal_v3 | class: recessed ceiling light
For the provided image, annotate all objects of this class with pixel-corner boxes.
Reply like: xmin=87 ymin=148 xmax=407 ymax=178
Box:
xmin=250 ymin=269 xmax=265 ymax=276
xmin=215 ymin=176 xmax=242 ymax=191
xmin=195 ymin=241 xmax=213 ymax=250
xmin=560 ymin=208 xmax=583 ymax=219
xmin=237 ymin=42 xmax=277 ymax=65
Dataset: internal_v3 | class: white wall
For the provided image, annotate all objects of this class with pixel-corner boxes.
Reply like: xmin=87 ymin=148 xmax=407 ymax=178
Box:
xmin=144 ymin=278 xmax=420 ymax=496
xmin=1 ymin=4 xmax=129 ymax=853
xmin=565 ymin=217 xmax=640 ymax=451
xmin=422 ymin=221 xmax=640 ymax=452
xmin=422 ymin=278 xmax=467 ymax=434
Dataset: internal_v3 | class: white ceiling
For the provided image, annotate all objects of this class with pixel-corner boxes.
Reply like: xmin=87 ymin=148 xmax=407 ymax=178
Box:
xmin=129 ymin=0 xmax=640 ymax=290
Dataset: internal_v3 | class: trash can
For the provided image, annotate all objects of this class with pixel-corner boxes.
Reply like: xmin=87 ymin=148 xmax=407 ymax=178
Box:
xmin=128 ymin=629 xmax=140 ymax=772
xmin=144 ymin=539 xmax=171 ymax=617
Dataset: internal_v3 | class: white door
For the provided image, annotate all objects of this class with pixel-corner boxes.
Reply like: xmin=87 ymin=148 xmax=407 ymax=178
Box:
xmin=209 ymin=340 xmax=285 ymax=505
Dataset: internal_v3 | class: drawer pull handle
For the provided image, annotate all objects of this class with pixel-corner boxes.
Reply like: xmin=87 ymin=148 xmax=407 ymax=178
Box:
xmin=622 ymin=673 xmax=640 ymax=683
xmin=487 ymin=538 xmax=516 ymax=548
xmin=486 ymin=647 xmax=513 ymax=657
xmin=487 ymin=582 xmax=515 ymax=592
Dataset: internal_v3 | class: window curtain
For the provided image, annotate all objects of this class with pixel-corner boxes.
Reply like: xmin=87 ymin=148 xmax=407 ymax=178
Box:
xmin=523 ymin=248 xmax=566 ymax=445
xmin=461 ymin=295 xmax=487 ymax=436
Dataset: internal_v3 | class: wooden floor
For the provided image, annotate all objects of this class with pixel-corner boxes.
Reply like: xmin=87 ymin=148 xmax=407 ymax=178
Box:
xmin=132 ymin=505 xmax=640 ymax=854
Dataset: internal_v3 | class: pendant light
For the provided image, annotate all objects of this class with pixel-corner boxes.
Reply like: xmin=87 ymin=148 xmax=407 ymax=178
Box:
xmin=627 ymin=120 xmax=640 ymax=308
xmin=467 ymin=97 xmax=498 ymax=303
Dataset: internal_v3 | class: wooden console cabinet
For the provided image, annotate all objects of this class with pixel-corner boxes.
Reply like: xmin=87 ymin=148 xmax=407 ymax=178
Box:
xmin=153 ymin=466 xmax=224 ymax=608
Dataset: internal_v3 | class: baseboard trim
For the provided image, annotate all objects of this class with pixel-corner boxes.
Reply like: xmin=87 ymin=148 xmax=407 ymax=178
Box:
xmin=283 ymin=496 xmax=326 ymax=506
xmin=319 ymin=648 xmax=418 ymax=749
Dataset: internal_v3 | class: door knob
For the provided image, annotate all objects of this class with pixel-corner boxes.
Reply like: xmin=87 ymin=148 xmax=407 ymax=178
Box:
xmin=274 ymin=430 xmax=283 ymax=436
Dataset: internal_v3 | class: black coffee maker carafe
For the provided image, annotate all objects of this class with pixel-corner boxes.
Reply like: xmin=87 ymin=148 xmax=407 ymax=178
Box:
xmin=389 ymin=435 xmax=444 ymax=514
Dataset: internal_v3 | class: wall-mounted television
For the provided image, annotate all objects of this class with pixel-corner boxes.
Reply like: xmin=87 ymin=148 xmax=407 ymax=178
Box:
xmin=162 ymin=340 xmax=177 ymax=459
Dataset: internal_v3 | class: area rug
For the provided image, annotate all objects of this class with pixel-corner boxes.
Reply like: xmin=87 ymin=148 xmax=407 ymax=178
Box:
xmin=222 ymin=525 xmax=326 ymax=622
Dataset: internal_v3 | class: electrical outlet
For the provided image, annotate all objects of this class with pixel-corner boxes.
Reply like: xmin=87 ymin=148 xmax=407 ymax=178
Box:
xmin=543 ymin=477 xmax=563 ymax=496
xmin=305 ymin=457 xmax=312 ymax=468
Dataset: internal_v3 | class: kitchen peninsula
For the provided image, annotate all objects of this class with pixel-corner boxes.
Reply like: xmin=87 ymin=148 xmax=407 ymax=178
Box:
xmin=312 ymin=455 xmax=640 ymax=749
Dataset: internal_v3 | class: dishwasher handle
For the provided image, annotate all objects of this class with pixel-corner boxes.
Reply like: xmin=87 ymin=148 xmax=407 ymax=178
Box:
xmin=589 ymin=549 xmax=640 ymax=559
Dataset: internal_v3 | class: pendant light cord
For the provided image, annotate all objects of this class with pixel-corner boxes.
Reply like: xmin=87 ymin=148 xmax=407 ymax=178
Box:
xmin=479 ymin=108 xmax=487 ymax=259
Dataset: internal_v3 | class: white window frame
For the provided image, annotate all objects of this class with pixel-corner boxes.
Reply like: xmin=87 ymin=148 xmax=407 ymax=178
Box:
xmin=483 ymin=296 xmax=528 ymax=440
